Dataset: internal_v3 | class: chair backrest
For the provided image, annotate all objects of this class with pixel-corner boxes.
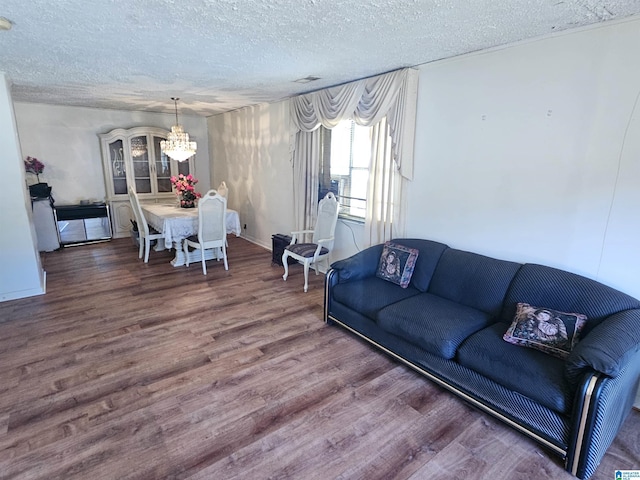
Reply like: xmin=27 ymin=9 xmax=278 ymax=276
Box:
xmin=217 ymin=181 xmax=228 ymax=198
xmin=128 ymin=186 xmax=151 ymax=236
xmin=312 ymin=192 xmax=340 ymax=250
xmin=197 ymin=189 xmax=227 ymax=246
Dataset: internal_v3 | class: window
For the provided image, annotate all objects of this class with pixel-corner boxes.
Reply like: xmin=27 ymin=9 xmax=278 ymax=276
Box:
xmin=319 ymin=120 xmax=371 ymax=221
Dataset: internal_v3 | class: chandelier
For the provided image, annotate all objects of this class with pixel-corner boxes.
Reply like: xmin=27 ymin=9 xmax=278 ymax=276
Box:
xmin=160 ymin=97 xmax=197 ymax=162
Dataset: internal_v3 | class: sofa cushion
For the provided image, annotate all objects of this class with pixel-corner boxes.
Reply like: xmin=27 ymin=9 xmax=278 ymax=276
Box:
xmin=376 ymin=242 xmax=419 ymax=288
xmin=428 ymin=248 xmax=521 ymax=317
xmin=500 ymin=263 xmax=640 ymax=335
xmin=377 ymin=293 xmax=493 ymax=359
xmin=331 ymin=277 xmax=421 ymax=320
xmin=503 ymin=303 xmax=587 ymax=359
xmin=388 ymin=238 xmax=448 ymax=292
xmin=458 ymin=323 xmax=572 ymax=414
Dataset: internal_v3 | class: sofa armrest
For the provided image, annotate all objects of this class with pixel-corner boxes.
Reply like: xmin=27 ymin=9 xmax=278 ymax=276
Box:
xmin=566 ymin=347 xmax=640 ymax=479
xmin=330 ymin=244 xmax=384 ymax=283
xmin=565 ymin=309 xmax=640 ymax=384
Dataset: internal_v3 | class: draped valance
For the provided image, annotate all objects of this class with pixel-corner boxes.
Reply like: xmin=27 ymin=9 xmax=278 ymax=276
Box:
xmin=290 ymin=68 xmax=418 ymax=180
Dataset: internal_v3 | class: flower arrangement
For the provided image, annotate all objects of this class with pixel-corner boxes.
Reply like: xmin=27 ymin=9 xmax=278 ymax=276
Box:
xmin=170 ymin=174 xmax=201 ymax=208
xmin=24 ymin=156 xmax=45 ymax=182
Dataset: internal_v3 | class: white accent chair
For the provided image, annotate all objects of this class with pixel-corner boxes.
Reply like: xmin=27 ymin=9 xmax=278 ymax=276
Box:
xmin=282 ymin=192 xmax=340 ymax=292
xmin=183 ymin=190 xmax=229 ymax=275
xmin=128 ymin=187 xmax=165 ymax=263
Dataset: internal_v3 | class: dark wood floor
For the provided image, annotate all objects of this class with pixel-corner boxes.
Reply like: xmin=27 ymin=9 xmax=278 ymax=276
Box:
xmin=0 ymin=237 xmax=637 ymax=479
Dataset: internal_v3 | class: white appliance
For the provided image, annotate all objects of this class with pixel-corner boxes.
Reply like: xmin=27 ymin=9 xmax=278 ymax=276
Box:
xmin=32 ymin=198 xmax=60 ymax=251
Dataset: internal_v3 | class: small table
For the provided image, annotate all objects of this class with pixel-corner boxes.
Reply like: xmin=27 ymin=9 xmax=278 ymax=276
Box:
xmin=54 ymin=203 xmax=112 ymax=246
xmin=140 ymin=203 xmax=241 ymax=267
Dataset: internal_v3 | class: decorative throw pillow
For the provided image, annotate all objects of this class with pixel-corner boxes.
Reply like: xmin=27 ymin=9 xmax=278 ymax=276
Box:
xmin=376 ymin=242 xmax=419 ymax=288
xmin=503 ymin=303 xmax=587 ymax=359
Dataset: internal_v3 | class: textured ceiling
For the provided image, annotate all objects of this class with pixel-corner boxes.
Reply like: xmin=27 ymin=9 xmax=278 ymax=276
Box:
xmin=1 ymin=0 xmax=639 ymax=117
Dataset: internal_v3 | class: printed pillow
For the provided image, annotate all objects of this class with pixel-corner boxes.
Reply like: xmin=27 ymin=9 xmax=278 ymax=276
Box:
xmin=376 ymin=242 xmax=419 ymax=288
xmin=503 ymin=303 xmax=587 ymax=359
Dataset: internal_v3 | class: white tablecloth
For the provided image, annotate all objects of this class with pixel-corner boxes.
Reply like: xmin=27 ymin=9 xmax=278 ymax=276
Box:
xmin=141 ymin=203 xmax=241 ymax=250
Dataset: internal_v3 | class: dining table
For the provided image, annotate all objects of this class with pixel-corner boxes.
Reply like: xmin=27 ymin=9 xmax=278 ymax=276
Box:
xmin=140 ymin=202 xmax=241 ymax=267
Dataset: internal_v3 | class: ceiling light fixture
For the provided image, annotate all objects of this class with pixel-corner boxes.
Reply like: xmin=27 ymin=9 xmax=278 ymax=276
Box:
xmin=294 ymin=75 xmax=321 ymax=84
xmin=160 ymin=97 xmax=197 ymax=162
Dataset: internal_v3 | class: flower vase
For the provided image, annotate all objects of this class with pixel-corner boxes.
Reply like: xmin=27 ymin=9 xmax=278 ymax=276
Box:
xmin=180 ymin=198 xmax=195 ymax=208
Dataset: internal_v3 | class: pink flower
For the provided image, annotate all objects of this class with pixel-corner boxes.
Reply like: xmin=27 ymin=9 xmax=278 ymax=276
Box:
xmin=170 ymin=173 xmax=201 ymax=200
xmin=24 ymin=156 xmax=45 ymax=175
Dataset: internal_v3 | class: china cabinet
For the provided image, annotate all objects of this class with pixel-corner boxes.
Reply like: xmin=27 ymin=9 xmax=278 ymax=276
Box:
xmin=99 ymin=127 xmax=194 ymax=237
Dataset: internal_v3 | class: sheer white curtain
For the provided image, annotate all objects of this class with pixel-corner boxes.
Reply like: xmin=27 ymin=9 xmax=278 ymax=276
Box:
xmin=365 ymin=117 xmax=401 ymax=245
xmin=290 ymin=68 xmax=418 ymax=245
xmin=292 ymin=129 xmax=321 ymax=240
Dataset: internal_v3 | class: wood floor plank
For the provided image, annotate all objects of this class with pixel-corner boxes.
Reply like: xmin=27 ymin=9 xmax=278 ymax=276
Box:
xmin=0 ymin=236 xmax=636 ymax=479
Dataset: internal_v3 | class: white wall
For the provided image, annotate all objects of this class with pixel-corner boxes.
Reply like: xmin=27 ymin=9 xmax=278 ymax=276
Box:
xmin=408 ymin=17 xmax=640 ymax=300
xmin=208 ymin=101 xmax=294 ymax=249
xmin=13 ymin=103 xmax=211 ymax=205
xmin=208 ymin=101 xmax=365 ymax=264
xmin=0 ymin=73 xmax=44 ymax=302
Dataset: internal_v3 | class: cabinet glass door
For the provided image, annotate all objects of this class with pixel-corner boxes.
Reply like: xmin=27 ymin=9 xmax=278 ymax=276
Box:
xmin=130 ymin=136 xmax=151 ymax=193
xmin=153 ymin=136 xmax=172 ymax=193
xmin=108 ymin=139 xmax=127 ymax=195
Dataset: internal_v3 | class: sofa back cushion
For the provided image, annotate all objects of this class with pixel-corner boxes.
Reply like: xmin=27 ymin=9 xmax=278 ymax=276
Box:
xmin=389 ymin=238 xmax=448 ymax=292
xmin=428 ymin=249 xmax=522 ymax=318
xmin=500 ymin=264 xmax=640 ymax=335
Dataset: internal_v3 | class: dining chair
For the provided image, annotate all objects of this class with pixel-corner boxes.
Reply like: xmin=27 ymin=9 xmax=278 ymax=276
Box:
xmin=128 ymin=187 xmax=165 ymax=263
xmin=183 ymin=189 xmax=229 ymax=275
xmin=217 ymin=181 xmax=228 ymax=198
xmin=282 ymin=192 xmax=340 ymax=292
xmin=215 ymin=182 xmax=230 ymax=247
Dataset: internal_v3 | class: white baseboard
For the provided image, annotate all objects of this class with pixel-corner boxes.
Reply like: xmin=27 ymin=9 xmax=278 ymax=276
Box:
xmin=238 ymin=234 xmax=271 ymax=251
